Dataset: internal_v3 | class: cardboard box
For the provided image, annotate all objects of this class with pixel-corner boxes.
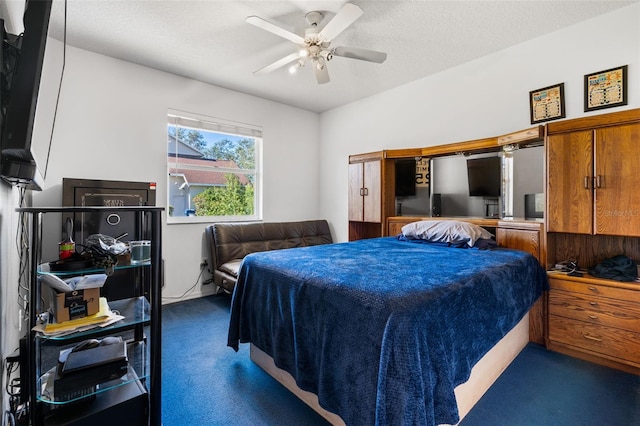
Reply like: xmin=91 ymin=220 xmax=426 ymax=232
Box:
xmin=51 ymin=288 xmax=100 ymax=323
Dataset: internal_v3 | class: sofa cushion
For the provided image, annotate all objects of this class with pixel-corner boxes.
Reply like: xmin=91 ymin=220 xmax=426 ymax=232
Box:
xmin=219 ymin=259 xmax=243 ymax=277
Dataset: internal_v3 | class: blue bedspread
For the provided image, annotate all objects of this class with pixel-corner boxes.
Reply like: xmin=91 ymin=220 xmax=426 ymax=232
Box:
xmin=228 ymin=237 xmax=547 ymax=425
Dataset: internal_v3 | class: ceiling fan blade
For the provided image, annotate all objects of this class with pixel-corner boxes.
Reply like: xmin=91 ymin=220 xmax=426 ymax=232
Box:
xmin=246 ymin=16 xmax=305 ymax=45
xmin=254 ymin=52 xmax=302 ymax=75
xmin=314 ymin=65 xmax=330 ymax=84
xmin=319 ymin=3 xmax=363 ymax=41
xmin=332 ymin=46 xmax=387 ymax=63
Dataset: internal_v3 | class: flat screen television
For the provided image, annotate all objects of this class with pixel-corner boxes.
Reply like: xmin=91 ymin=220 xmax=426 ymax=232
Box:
xmin=467 ymin=156 xmax=501 ymax=197
xmin=1 ymin=0 xmax=62 ymax=191
xmin=395 ymin=159 xmax=416 ymax=197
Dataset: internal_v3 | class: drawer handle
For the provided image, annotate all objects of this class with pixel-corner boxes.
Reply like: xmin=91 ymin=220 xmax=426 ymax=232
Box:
xmin=588 ymin=301 xmax=598 ymax=306
xmin=587 ymin=286 xmax=597 ymax=292
xmin=583 ymin=334 xmax=603 ymax=342
xmin=588 ymin=315 xmax=598 ymax=320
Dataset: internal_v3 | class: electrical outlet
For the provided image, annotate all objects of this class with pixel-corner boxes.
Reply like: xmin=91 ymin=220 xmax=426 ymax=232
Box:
xmin=200 ymin=259 xmax=208 ymax=269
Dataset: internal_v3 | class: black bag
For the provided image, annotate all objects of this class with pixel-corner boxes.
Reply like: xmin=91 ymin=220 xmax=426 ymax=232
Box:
xmin=589 ymin=255 xmax=638 ymax=282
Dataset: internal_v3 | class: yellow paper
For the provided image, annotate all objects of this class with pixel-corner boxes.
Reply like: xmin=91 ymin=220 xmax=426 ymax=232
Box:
xmin=44 ymin=297 xmax=112 ymax=332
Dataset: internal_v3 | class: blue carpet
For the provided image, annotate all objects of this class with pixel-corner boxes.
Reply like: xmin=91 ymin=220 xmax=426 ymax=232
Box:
xmin=162 ymin=295 xmax=329 ymax=425
xmin=460 ymin=343 xmax=640 ymax=426
xmin=162 ymin=295 xmax=640 ymax=425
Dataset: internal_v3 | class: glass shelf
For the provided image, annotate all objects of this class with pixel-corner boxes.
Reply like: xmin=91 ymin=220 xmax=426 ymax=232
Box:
xmin=37 ymin=261 xmax=150 ymax=277
xmin=37 ymin=297 xmax=150 ymax=342
xmin=37 ymin=341 xmax=148 ymax=405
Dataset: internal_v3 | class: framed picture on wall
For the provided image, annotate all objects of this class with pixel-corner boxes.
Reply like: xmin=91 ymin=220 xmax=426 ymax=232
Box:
xmin=584 ymin=65 xmax=628 ymax=112
xmin=529 ymin=83 xmax=565 ymax=124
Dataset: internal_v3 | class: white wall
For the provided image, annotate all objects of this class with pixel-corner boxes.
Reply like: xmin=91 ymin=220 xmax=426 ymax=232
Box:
xmin=29 ymin=44 xmax=321 ymax=302
xmin=319 ymin=4 xmax=640 ymax=242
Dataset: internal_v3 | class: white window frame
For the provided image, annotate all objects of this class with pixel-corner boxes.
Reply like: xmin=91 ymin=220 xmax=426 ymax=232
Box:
xmin=166 ymin=109 xmax=262 ymax=224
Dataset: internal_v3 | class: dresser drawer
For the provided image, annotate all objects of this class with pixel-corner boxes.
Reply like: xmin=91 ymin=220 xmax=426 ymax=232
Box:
xmin=548 ymin=277 xmax=640 ymax=303
xmin=548 ymin=290 xmax=640 ymax=332
xmin=548 ymin=315 xmax=640 ymax=364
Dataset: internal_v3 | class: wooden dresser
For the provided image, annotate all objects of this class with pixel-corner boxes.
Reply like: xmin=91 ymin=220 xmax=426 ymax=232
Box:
xmin=545 ymin=109 xmax=640 ymax=375
xmin=547 ymin=273 xmax=640 ymax=375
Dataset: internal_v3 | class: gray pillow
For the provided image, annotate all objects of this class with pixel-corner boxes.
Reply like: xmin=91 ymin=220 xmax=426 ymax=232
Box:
xmin=401 ymin=220 xmax=493 ymax=247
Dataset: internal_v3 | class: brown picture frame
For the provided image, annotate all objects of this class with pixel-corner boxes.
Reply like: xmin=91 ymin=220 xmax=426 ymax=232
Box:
xmin=584 ymin=65 xmax=628 ymax=112
xmin=529 ymin=83 xmax=565 ymax=124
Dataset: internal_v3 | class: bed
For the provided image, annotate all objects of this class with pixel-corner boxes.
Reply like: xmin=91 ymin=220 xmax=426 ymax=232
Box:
xmin=228 ymin=224 xmax=548 ymax=425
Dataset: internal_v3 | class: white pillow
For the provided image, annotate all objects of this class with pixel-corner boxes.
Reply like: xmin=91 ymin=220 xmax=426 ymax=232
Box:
xmin=401 ymin=220 xmax=494 ymax=247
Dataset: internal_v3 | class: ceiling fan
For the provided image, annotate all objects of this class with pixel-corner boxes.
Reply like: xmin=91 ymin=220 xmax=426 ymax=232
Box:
xmin=246 ymin=3 xmax=387 ymax=84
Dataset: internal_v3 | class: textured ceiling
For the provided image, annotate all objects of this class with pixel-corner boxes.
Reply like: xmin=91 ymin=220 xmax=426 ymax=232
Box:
xmin=40 ymin=0 xmax=638 ymax=113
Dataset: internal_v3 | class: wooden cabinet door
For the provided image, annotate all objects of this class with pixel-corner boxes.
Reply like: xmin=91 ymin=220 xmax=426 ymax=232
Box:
xmin=594 ymin=123 xmax=640 ymax=236
xmin=547 ymin=131 xmax=593 ymax=233
xmin=348 ymin=162 xmax=364 ymax=221
xmin=363 ymin=160 xmax=381 ymax=223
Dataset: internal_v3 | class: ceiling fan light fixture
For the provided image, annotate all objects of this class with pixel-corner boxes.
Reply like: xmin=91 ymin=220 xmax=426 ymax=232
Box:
xmin=289 ymin=59 xmax=305 ymax=74
xmin=308 ymin=45 xmax=321 ymax=57
xmin=247 ymin=3 xmax=386 ymax=85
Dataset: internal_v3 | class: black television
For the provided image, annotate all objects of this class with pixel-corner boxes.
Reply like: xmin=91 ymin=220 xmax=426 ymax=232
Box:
xmin=395 ymin=159 xmax=416 ymax=197
xmin=467 ymin=156 xmax=501 ymax=197
xmin=1 ymin=0 xmax=62 ymax=191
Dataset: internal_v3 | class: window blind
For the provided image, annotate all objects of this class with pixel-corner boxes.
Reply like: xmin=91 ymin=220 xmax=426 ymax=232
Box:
xmin=167 ymin=109 xmax=262 ymax=138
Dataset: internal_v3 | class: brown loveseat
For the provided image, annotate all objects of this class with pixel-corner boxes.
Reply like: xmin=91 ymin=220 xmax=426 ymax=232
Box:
xmin=204 ymin=220 xmax=333 ymax=293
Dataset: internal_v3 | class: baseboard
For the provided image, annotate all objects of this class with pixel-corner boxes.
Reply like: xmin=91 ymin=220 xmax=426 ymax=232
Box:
xmin=161 ymin=286 xmax=222 ymax=305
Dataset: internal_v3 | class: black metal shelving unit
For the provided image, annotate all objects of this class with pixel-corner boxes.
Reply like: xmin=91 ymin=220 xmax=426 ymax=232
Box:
xmin=17 ymin=206 xmax=163 ymax=426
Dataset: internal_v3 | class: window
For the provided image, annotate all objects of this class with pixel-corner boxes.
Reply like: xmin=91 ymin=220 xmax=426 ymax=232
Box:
xmin=167 ymin=110 xmax=262 ymax=223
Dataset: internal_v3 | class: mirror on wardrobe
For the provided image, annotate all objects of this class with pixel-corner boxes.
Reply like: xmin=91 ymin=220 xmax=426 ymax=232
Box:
xmin=394 ymin=145 xmax=544 ymax=219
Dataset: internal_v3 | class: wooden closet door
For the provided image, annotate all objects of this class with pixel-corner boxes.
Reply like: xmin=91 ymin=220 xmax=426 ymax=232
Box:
xmin=594 ymin=123 xmax=640 ymax=236
xmin=348 ymin=162 xmax=364 ymax=221
xmin=547 ymin=131 xmax=593 ymax=233
xmin=363 ymin=160 xmax=381 ymax=223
